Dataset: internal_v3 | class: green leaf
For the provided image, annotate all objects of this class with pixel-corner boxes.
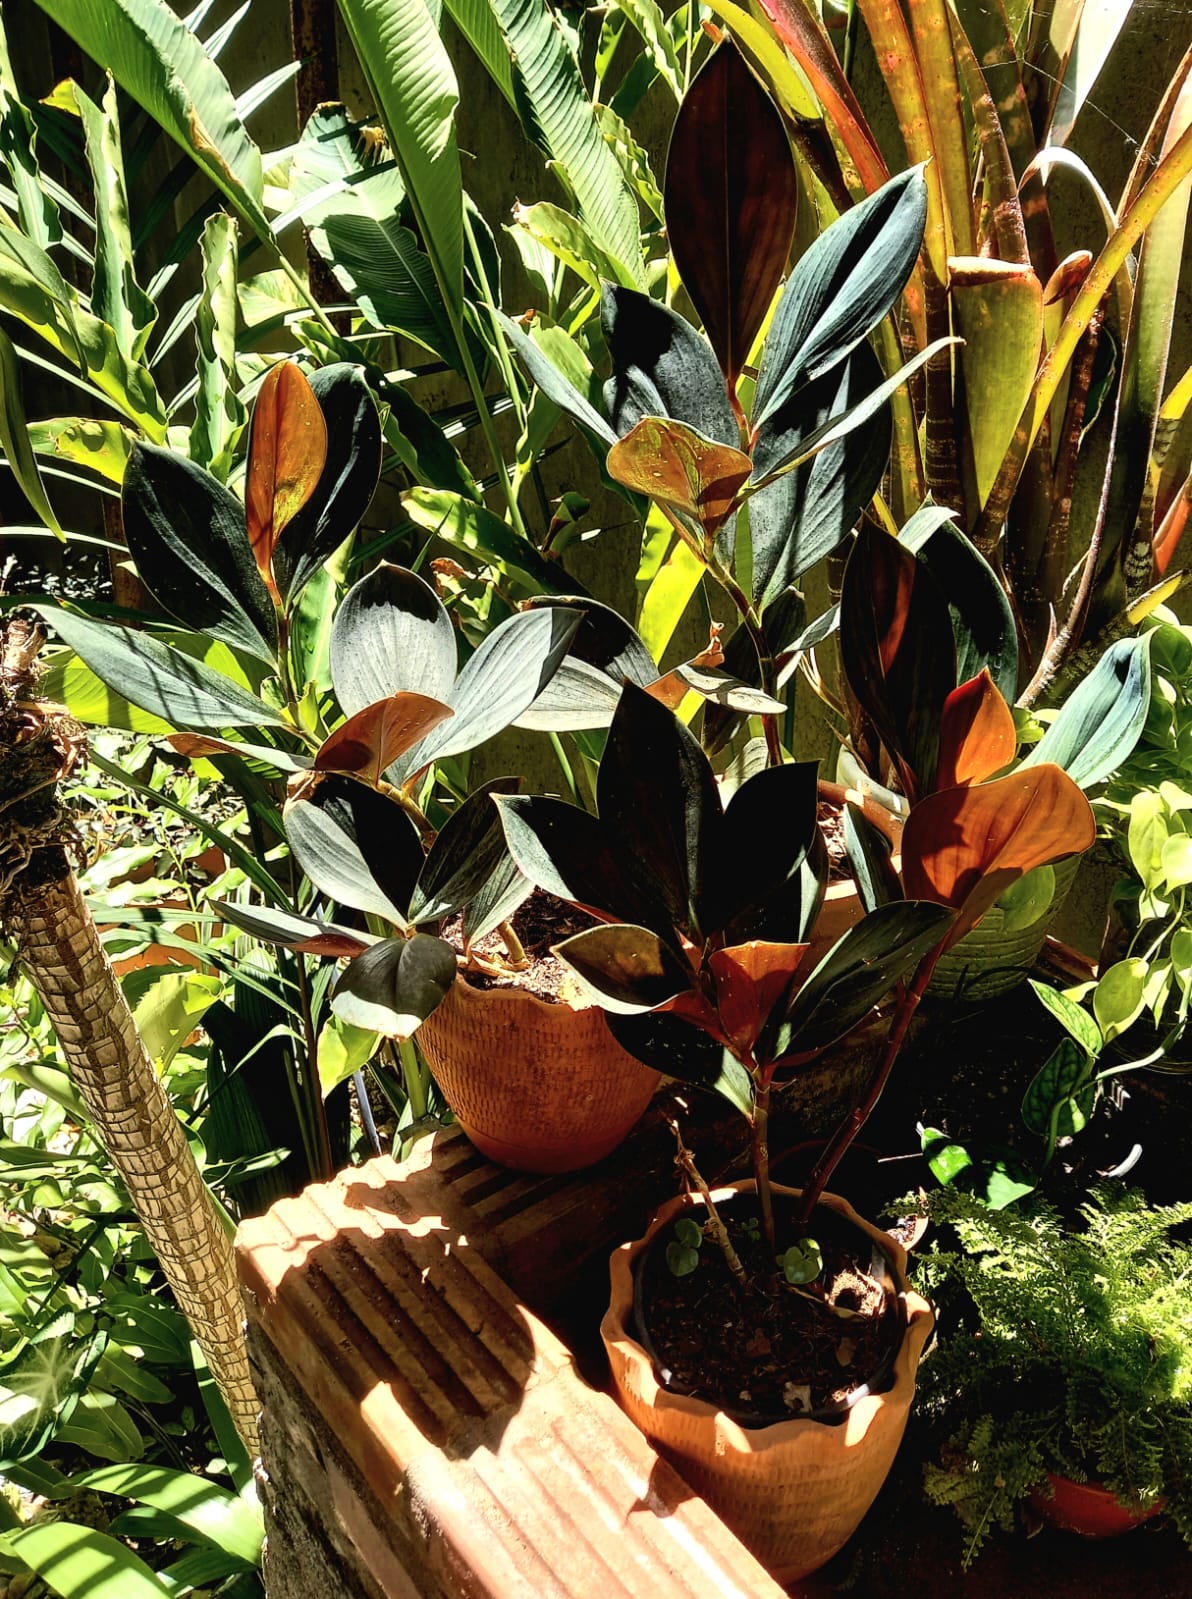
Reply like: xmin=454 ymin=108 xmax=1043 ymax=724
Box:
xmin=285 ymin=774 xmax=424 ymax=926
xmin=500 ymin=312 xmax=616 ymax=447
xmin=843 ymin=801 xmax=901 ymax=914
xmin=336 ymin=0 xmax=464 ymax=310
xmin=441 ymin=0 xmax=518 ymax=107
xmin=900 ymin=506 xmax=1018 ymax=703
xmin=0 ymin=325 xmax=62 ymax=538
xmin=1127 ymin=790 xmax=1168 ymax=895
xmin=189 ymin=213 xmax=244 ymax=478
xmin=920 ymin=1128 xmax=1037 ymax=1209
xmin=404 ymin=487 xmax=568 ymax=594
xmin=1025 ymin=636 xmax=1152 ymax=790
xmin=317 ymin=1014 xmax=381 ymax=1097
xmin=6 ymin=1523 xmax=174 ymax=1599
xmin=330 ymin=563 xmax=458 ymax=720
xmin=950 ymin=259 xmax=1043 ymax=510
xmin=1028 ymin=978 xmax=1103 ymax=1056
xmin=73 ymin=1465 xmax=262 ymax=1564
xmin=553 ymin=922 xmax=691 ymax=1013
xmin=1162 ymin=831 xmax=1192 ymax=889
xmin=605 ymin=1009 xmax=753 ymax=1111
xmin=32 ymin=0 xmax=269 ymax=236
xmin=602 ymin=283 xmax=737 ymax=445
xmin=56 ymin=1391 xmax=143 ymax=1462
xmin=1093 ymin=958 xmax=1150 ymax=1043
xmin=409 ymin=777 xmax=519 ymax=924
xmin=780 ymin=1238 xmax=823 ymax=1284
xmin=130 ymin=969 xmax=221 ymax=1068
xmin=511 ymin=200 xmax=628 ymax=295
xmin=29 ymin=418 xmax=135 ymax=486
xmin=0 ymin=17 xmax=60 ymax=249
xmin=331 ymin=933 xmax=457 ymax=1038
xmin=486 ymin=0 xmax=644 ymax=287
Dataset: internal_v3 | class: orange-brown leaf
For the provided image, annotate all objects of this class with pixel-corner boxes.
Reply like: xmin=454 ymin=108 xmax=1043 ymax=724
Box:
xmin=708 ymin=940 xmax=810 ymax=1056
xmin=314 ymin=693 xmax=453 ymax=787
xmin=934 ymin=670 xmax=1017 ymax=790
xmin=246 ymin=362 xmax=328 ymax=590
xmin=607 ymin=417 xmax=751 ymax=545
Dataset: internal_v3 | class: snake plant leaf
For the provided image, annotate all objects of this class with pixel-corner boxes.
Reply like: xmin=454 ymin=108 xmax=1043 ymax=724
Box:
xmin=336 ymin=0 xmax=464 ymax=309
xmin=601 ymin=284 xmax=738 ymax=446
xmin=31 ymin=0 xmax=269 ymax=236
xmin=35 ymin=604 xmax=285 ymax=730
xmin=771 ymin=900 xmax=956 ymax=1057
xmin=706 ymin=759 xmax=821 ymax=936
xmin=748 ymin=343 xmax=891 ymax=605
xmin=607 ymin=416 xmax=751 ymax=543
xmin=1024 ymin=635 xmax=1153 ymax=790
xmin=313 ymin=693 xmax=454 ymax=786
xmin=330 ymin=933 xmax=458 ymax=1039
xmin=285 ymin=773 xmax=424 ymax=927
xmin=499 ymin=312 xmax=616 ymax=447
xmin=753 ymin=166 xmax=928 ymax=427
xmin=216 ymin=900 xmax=373 ymax=958
xmin=330 ymin=563 xmax=458 ymax=720
xmin=272 ymin=364 xmax=382 ymax=603
xmin=935 ymin=670 xmax=1018 ymax=790
xmin=840 ymin=525 xmax=956 ymax=801
xmin=604 ymin=1009 xmax=753 ymax=1112
xmin=0 ymin=326 xmax=62 ymax=538
xmin=597 ymin=682 xmax=724 ymax=941
xmin=900 ymin=766 xmax=1096 ymax=930
xmin=390 ymin=604 xmax=581 ymax=777
xmin=121 ymin=443 xmax=277 ymax=663
xmin=553 ymin=923 xmax=692 ymax=1013
xmin=244 ymin=363 xmax=327 ymax=596
xmin=844 ymin=803 xmax=902 ymax=914
xmin=408 ymin=778 xmax=521 ymax=925
xmin=664 ymin=39 xmax=797 ymax=387
xmin=900 ymin=505 xmax=1019 ymax=701
xmin=485 ymin=0 xmax=644 ymax=288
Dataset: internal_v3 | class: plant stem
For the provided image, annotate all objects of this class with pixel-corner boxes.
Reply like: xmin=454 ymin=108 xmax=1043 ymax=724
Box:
xmin=752 ymin=1075 xmax=776 ymax=1254
xmin=671 ymin=1127 xmax=749 ymax=1291
xmin=396 ymin=1036 xmax=429 ymax=1121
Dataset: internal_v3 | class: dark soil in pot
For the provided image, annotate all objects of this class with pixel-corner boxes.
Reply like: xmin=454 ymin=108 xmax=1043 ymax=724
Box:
xmin=442 ymin=890 xmax=596 ymax=1003
xmin=632 ymin=1191 xmax=902 ymax=1424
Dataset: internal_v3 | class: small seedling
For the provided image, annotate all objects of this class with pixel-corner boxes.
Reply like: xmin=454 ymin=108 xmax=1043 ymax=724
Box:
xmin=666 ymin=1216 xmax=704 ymax=1277
xmin=779 ymin=1237 xmax=823 ymax=1285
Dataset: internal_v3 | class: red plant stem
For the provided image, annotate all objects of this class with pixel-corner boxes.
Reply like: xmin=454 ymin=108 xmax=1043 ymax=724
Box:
xmin=752 ymin=1075 xmax=776 ymax=1254
xmin=794 ymin=955 xmax=938 ymax=1229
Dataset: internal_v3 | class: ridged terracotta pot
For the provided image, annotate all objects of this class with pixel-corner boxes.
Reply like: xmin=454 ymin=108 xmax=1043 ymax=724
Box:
xmin=602 ymin=1182 xmax=934 ymax=1583
xmin=1031 ymin=1473 xmax=1166 ymax=1538
xmin=926 ymin=855 xmax=1082 ymax=1000
xmin=417 ymin=973 xmax=659 ymax=1174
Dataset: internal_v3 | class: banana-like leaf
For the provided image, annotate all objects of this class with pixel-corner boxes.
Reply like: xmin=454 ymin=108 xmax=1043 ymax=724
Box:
xmin=32 ymin=0 xmax=269 ymax=235
xmin=189 ymin=213 xmax=244 ymax=479
xmin=35 ymin=605 xmax=285 ymax=731
xmin=486 ymin=0 xmax=644 ymax=287
xmin=0 ymin=16 xmax=59 ymax=248
xmin=553 ymin=922 xmax=691 ymax=1013
xmin=665 ymin=39 xmax=796 ymax=387
xmin=245 ymin=363 xmax=326 ymax=595
xmin=441 ymin=0 xmax=518 ymax=107
xmin=0 ymin=326 xmax=62 ymax=537
xmin=1024 ymin=634 xmax=1152 ymax=789
xmin=602 ymin=283 xmax=737 ymax=445
xmin=121 ymin=443 xmax=277 ymax=663
xmin=330 ymin=562 xmax=458 ymax=719
xmin=336 ymin=0 xmax=464 ymax=309
xmin=2 ymin=1525 xmax=174 ymax=1599
xmin=935 ymin=669 xmax=1017 ymax=789
xmin=29 ymin=418 xmax=135 ymax=486
xmin=607 ymin=416 xmax=751 ymax=543
xmin=950 ymin=256 xmax=1043 ymax=509
xmin=73 ymin=1465 xmax=261 ymax=1565
xmin=285 ymin=773 xmax=425 ymax=926
xmin=313 ymin=693 xmax=453 ymax=785
xmin=330 ymin=933 xmax=458 ymax=1038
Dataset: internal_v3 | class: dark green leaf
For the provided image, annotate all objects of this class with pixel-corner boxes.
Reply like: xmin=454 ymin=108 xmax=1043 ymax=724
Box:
xmin=900 ymin=506 xmax=1018 ymax=702
xmin=216 ymin=900 xmax=371 ymax=957
xmin=1025 ymin=635 xmax=1152 ymax=790
xmin=409 ymin=778 xmax=520 ymax=924
xmin=707 ymin=759 xmax=820 ymax=936
xmin=601 ymin=283 xmax=737 ymax=445
xmin=330 ymin=562 xmax=457 ymax=718
xmin=285 ymin=774 xmax=424 ymax=925
xmin=462 ymin=851 xmax=533 ymax=947
xmin=331 ymin=933 xmax=457 ymax=1037
xmin=404 ymin=487 xmax=573 ymax=594
xmin=1021 ymin=1038 xmax=1097 ymax=1138
xmin=844 ymin=801 xmax=902 ymax=913
xmin=604 ymin=1009 xmax=753 ymax=1112
xmin=1028 ymin=979 xmax=1104 ymax=1056
xmin=122 ymin=444 xmax=277 ymax=662
xmin=553 ymin=922 xmax=692 ymax=1012
xmin=496 ymin=793 xmax=657 ymax=927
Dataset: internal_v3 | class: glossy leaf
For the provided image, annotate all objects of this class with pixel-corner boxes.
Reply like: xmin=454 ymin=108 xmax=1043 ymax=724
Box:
xmin=607 ymin=416 xmax=750 ymax=543
xmin=527 ymin=593 xmax=657 ymax=683
xmin=709 ymin=759 xmax=820 ymax=937
xmin=604 ymin=1009 xmax=753 ymax=1112
xmin=405 ymin=486 xmax=570 ymax=595
xmin=330 ymin=933 xmax=457 ymax=1038
xmin=900 ymin=767 xmax=1096 ymax=925
xmin=665 ymin=40 xmax=796 ymax=386
xmin=844 ymin=802 xmax=902 ymax=913
xmin=708 ymin=939 xmax=810 ymax=1057
xmin=495 ymin=793 xmax=652 ymax=927
xmin=753 ymin=167 xmax=928 ymax=426
xmin=3 ymin=1524 xmax=173 ymax=1599
xmin=1021 ymin=1038 xmax=1097 ymax=1139
xmin=284 ymin=774 xmax=424 ymax=925
xmin=1094 ymin=958 xmax=1150 ymax=1043
xmin=36 ymin=606 xmax=285 ymax=731
xmin=330 ymin=563 xmax=458 ymax=719
xmin=409 ymin=778 xmax=520 ymax=925
xmin=272 ymin=364 xmax=382 ymax=602
xmin=512 ymin=655 xmax=624 ymax=731
xmin=121 ymin=443 xmax=277 ymax=662
xmin=217 ymin=900 xmax=372 ymax=957
xmin=245 ymin=363 xmax=327 ymax=593
xmin=1025 ymin=636 xmax=1152 ymax=790
xmin=314 ymin=693 xmax=453 ymax=786
xmin=748 ymin=344 xmax=891 ymax=605
xmin=900 ymin=506 xmax=1018 ymax=701
xmin=554 ymin=923 xmax=692 ymax=1013
xmin=935 ymin=670 xmax=1017 ymax=790
xmin=840 ymin=524 xmax=955 ymax=799
xmin=601 ymin=283 xmax=737 ymax=446
xmin=1029 ymin=978 xmax=1104 ymax=1057
xmin=462 ymin=851 xmax=533 ymax=948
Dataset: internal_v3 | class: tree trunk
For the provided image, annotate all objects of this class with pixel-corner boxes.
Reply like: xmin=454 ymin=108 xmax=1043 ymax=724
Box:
xmin=0 ymin=620 xmax=259 ymax=1453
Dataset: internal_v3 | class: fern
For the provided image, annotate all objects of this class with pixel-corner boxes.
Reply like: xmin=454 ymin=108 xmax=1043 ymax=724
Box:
xmin=914 ymin=1185 xmax=1192 ymax=1564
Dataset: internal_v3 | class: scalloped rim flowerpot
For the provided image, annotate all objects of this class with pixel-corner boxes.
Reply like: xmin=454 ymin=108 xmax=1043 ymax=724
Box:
xmin=601 ymin=1181 xmax=934 ymax=1583
xmin=417 ymin=971 xmax=659 ymax=1174
xmin=1030 ymin=1472 xmax=1167 ymax=1538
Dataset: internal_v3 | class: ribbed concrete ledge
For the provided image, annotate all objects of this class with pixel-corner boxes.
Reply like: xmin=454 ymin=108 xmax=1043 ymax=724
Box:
xmin=238 ymin=1144 xmax=787 ymax=1599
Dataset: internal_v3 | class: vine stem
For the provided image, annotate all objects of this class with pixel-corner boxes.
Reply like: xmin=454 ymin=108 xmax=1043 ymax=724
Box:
xmin=668 ymin=1114 xmax=749 ymax=1290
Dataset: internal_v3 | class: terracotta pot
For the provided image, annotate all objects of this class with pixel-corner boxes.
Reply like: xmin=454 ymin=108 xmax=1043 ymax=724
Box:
xmin=417 ymin=972 xmax=659 ymax=1174
xmin=602 ymin=1181 xmax=934 ymax=1583
xmin=1031 ymin=1472 xmax=1166 ymax=1538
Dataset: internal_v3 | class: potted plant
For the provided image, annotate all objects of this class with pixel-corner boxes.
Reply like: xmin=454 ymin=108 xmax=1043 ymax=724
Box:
xmin=496 ymin=675 xmax=1095 ymax=1578
xmin=915 ymin=1185 xmax=1192 ymax=1563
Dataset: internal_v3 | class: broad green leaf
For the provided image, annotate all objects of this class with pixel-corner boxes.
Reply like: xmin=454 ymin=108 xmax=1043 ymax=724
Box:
xmin=28 ymin=418 xmax=135 ymax=486
xmin=1029 ymin=978 xmax=1103 ymax=1055
xmin=1022 ymin=1038 xmax=1097 ymax=1138
xmin=486 ymin=0 xmax=644 ymax=288
xmin=637 ymin=528 xmax=704 ymax=662
xmin=330 ymin=563 xmax=458 ymax=719
xmin=994 ymin=863 xmax=1055 ymax=930
xmin=950 ymin=258 xmax=1043 ymax=510
xmin=602 ymin=283 xmax=737 ymax=445
xmin=317 ymin=1014 xmax=381 ymax=1097
xmin=5 ymin=1523 xmax=174 ymax=1599
xmin=920 ymin=1128 xmax=1037 ymax=1208
xmin=604 ymin=0 xmax=679 ymax=97
xmin=512 ymin=200 xmax=628 ymax=294
xmin=189 ymin=213 xmax=244 ymax=479
xmin=1026 ymin=636 xmax=1152 ymax=789
xmin=0 ymin=16 xmax=60 ymax=248
xmin=331 ymin=933 xmax=457 ymax=1037
xmin=1128 ymin=789 xmax=1169 ymax=894
xmin=32 ymin=605 xmax=286 ymax=731
xmin=553 ymin=922 xmax=691 ymax=1013
xmin=408 ymin=778 xmax=519 ymax=925
xmin=500 ymin=311 xmax=616 ymax=447
xmin=284 ymin=774 xmax=424 ymax=926
xmin=404 ymin=486 xmax=567 ymax=593
xmin=0 ymin=326 xmax=62 ymax=538
xmin=130 ymin=970 xmax=221 ymax=1068
xmin=1093 ymin=958 xmax=1149 ymax=1042
xmin=32 ymin=0 xmax=269 ymax=235
xmin=73 ymin=1464 xmax=262 ymax=1564
xmin=441 ymin=0 xmax=517 ymax=107
xmin=56 ymin=1391 xmax=143 ymax=1462
xmin=1162 ymin=831 xmax=1192 ymax=888
xmin=336 ymin=0 xmax=464 ymax=309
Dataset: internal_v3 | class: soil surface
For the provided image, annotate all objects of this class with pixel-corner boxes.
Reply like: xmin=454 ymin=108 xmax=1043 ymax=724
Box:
xmin=637 ymin=1193 xmax=897 ymax=1419
xmin=817 ymin=800 xmax=850 ymax=882
xmin=444 ymin=890 xmax=597 ymax=1003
